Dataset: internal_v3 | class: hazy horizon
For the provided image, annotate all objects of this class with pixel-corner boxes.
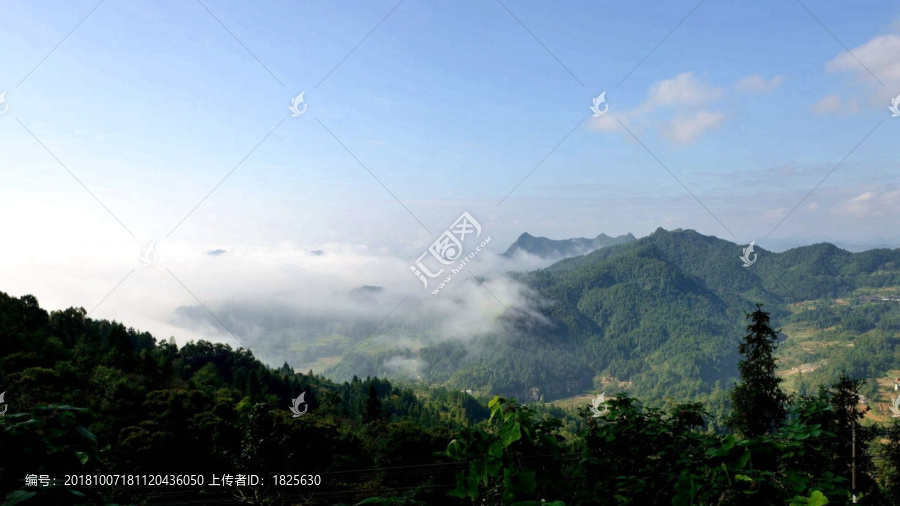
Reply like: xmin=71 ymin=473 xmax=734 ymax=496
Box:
xmin=2 ymin=0 xmax=899 ymax=356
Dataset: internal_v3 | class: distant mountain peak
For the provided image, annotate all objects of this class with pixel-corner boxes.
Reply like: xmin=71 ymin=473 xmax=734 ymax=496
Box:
xmin=351 ymin=285 xmax=383 ymax=294
xmin=350 ymin=285 xmax=384 ymax=304
xmin=599 ymin=232 xmax=636 ymax=241
xmin=502 ymin=231 xmax=636 ymax=260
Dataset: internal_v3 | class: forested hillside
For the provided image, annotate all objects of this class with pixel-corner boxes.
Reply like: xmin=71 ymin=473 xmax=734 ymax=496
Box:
xmin=4 ymin=291 xmax=900 ymax=505
xmin=234 ymin=229 xmax=900 ymax=417
xmin=0 ymin=291 xmax=491 ymax=504
xmin=399 ymin=229 xmax=900 ymax=413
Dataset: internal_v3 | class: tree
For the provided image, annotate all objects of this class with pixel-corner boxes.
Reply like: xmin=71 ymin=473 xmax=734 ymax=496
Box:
xmin=726 ymin=304 xmax=788 ymax=438
xmin=828 ymin=373 xmax=880 ymax=501
xmin=884 ymin=420 xmax=900 ymax=506
xmin=103 ymin=322 xmax=133 ymax=369
xmin=365 ymin=384 xmax=383 ymax=424
xmin=443 ymin=396 xmax=568 ymax=504
xmin=191 ymin=362 xmax=226 ymax=394
xmin=0 ymin=405 xmax=107 ymax=504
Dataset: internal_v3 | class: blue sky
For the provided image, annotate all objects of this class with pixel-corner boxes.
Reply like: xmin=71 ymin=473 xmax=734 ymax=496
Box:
xmin=1 ymin=0 xmax=899 ymax=348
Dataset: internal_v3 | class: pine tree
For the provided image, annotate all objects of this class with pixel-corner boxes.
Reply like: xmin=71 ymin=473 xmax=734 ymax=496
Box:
xmin=829 ymin=373 xmax=880 ymax=501
xmin=726 ymin=304 xmax=788 ymax=437
xmin=884 ymin=420 xmax=900 ymax=506
xmin=364 ymin=384 xmax=382 ymax=424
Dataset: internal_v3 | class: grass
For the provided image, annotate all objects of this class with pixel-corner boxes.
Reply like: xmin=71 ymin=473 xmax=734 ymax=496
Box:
xmin=548 ymin=393 xmax=598 ymax=411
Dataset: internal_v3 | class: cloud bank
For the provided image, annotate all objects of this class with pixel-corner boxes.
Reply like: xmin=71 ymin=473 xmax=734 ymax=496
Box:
xmin=590 ymin=72 xmax=780 ymax=145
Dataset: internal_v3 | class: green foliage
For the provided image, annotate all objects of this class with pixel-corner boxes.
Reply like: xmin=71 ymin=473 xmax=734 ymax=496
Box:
xmin=883 ymin=420 xmax=900 ymax=505
xmin=365 ymin=384 xmax=383 ymax=424
xmin=431 ymin=229 xmax=900 ymax=414
xmin=726 ymin=305 xmax=789 ymax=437
xmin=571 ymin=393 xmax=853 ymax=505
xmin=442 ymin=396 xmax=568 ymax=504
xmin=790 ymin=490 xmax=829 ymax=506
xmin=3 ymin=265 xmax=900 ymax=505
xmin=574 ymin=395 xmax=718 ymax=505
xmin=0 ymin=405 xmax=106 ymax=504
xmin=0 ymin=292 xmax=467 ymax=504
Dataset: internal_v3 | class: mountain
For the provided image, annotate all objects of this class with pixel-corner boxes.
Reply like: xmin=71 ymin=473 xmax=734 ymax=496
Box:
xmin=415 ymin=228 xmax=900 ymax=410
xmin=216 ymin=227 xmax=900 ymax=416
xmin=5 ymin=289 xmax=897 ymax=504
xmin=350 ymin=285 xmax=384 ymax=300
xmin=501 ymin=231 xmax=636 ymax=259
xmin=758 ymin=236 xmax=900 ymax=253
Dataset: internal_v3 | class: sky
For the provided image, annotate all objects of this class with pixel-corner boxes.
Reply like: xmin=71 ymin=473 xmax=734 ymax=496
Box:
xmin=1 ymin=0 xmax=899 ymax=358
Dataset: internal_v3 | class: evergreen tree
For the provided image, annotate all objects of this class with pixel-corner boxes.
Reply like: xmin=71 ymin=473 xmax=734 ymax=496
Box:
xmin=884 ymin=420 xmax=900 ymax=506
xmin=364 ymin=384 xmax=382 ymax=423
xmin=829 ymin=373 xmax=881 ymax=501
xmin=245 ymin=368 xmax=264 ymax=401
xmin=104 ymin=323 xmax=134 ymax=369
xmin=725 ymin=304 xmax=788 ymax=437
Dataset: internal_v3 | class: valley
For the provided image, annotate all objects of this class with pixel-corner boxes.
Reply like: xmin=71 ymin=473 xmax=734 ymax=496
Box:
xmin=300 ymin=229 xmax=900 ymax=422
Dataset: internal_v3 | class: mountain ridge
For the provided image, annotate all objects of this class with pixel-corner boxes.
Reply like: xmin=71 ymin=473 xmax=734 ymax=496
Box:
xmin=430 ymin=228 xmax=900 ymax=407
xmin=501 ymin=231 xmax=637 ymax=260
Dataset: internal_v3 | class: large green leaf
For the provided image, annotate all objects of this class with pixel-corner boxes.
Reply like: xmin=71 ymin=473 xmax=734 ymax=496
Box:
xmin=470 ymin=458 xmax=487 ymax=485
xmin=790 ymin=490 xmax=829 ymax=506
xmin=489 ymin=396 xmax=503 ymax=423
xmin=5 ymin=491 xmax=37 ymax=505
xmin=730 ymin=448 xmax=750 ymax=470
xmin=446 ymin=439 xmax=464 ymax=460
xmin=504 ymin=468 xmax=538 ymax=500
xmin=467 ymin=474 xmax=480 ymax=498
xmin=76 ymin=425 xmax=97 ymax=444
xmin=807 ymin=491 xmax=829 ymax=506
xmin=500 ymin=419 xmax=522 ymax=447
xmin=486 ymin=456 xmax=502 ymax=477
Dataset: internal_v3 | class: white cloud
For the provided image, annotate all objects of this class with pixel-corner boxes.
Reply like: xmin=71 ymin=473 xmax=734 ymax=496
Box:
xmin=644 ymin=72 xmax=722 ymax=108
xmin=811 ymin=93 xmax=861 ymax=115
xmin=832 ymin=190 xmax=900 ymax=218
xmin=736 ymin=74 xmax=783 ymax=93
xmin=811 ymin=94 xmax=841 ymax=114
xmin=826 ymin=34 xmax=900 ymax=85
xmin=0 ymin=233 xmax=555 ymax=370
xmin=821 ymin=26 xmax=900 ymax=112
xmin=589 ymin=111 xmax=621 ymax=133
xmin=383 ymin=356 xmax=427 ymax=379
xmin=663 ymin=110 xmax=727 ymax=144
xmin=589 ymin=72 xmax=726 ymax=145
